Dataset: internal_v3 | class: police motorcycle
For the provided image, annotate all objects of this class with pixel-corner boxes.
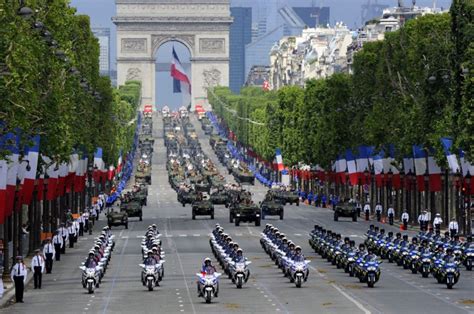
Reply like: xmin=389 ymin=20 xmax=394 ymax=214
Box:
xmin=197 ymin=259 xmax=221 ymax=304
xmin=210 ymin=225 xmax=252 ymax=288
xmin=80 ymin=251 xmax=103 ymax=294
xmin=355 ymin=251 xmax=382 ymax=288
xmin=228 ymin=251 xmax=251 ymax=289
xmin=432 ymin=248 xmax=461 ymax=289
xmin=341 ymin=241 xmax=358 ymax=276
xmin=462 ymin=239 xmax=473 ymax=271
xmin=140 ymin=250 xmax=165 ymax=291
xmin=288 ymin=246 xmax=311 ymax=288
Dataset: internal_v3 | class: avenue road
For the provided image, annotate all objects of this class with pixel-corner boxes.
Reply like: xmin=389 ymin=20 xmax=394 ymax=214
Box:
xmin=3 ymin=114 xmax=473 ymax=314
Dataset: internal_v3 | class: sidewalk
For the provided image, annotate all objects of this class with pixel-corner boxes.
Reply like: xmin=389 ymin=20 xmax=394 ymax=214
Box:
xmin=0 ymin=219 xmax=106 ymax=308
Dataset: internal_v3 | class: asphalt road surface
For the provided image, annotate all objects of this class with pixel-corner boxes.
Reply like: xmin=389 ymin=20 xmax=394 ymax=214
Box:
xmin=3 ymin=114 xmax=473 ymax=314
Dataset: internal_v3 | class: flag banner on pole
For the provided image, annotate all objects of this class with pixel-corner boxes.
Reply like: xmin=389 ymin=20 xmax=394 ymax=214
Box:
xmin=413 ymin=145 xmax=427 ymax=191
xmin=4 ymin=132 xmax=20 ymax=217
xmin=440 ymin=138 xmax=460 ymax=173
xmin=94 ymin=148 xmax=104 ymax=183
xmin=427 ymin=151 xmax=442 ymax=192
xmin=171 ymin=47 xmax=191 ymax=93
xmin=21 ymin=135 xmax=40 ymax=205
xmin=346 ymin=149 xmax=358 ymax=186
xmin=44 ymin=156 xmax=58 ymax=201
xmin=57 ymin=163 xmax=68 ymax=197
xmin=275 ymin=148 xmax=284 ymax=172
xmin=0 ymin=158 xmax=7 ymax=224
xmin=373 ymin=151 xmax=385 ymax=187
xmin=335 ymin=155 xmax=347 ymax=183
xmin=388 ymin=144 xmax=401 ymax=189
xmin=67 ymin=153 xmax=78 ymax=193
xmin=460 ymin=150 xmax=474 ymax=194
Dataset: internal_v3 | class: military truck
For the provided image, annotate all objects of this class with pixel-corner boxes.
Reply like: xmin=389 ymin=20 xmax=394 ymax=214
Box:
xmin=210 ymin=188 xmax=228 ymax=205
xmin=192 ymin=199 xmax=214 ymax=220
xmin=333 ymin=202 xmax=358 ymax=222
xmin=229 ymin=201 xmax=261 ymax=226
xmin=270 ymin=190 xmax=300 ymax=206
xmin=120 ymin=200 xmax=143 ymax=221
xmin=177 ymin=189 xmax=197 ymax=207
xmin=107 ymin=210 xmax=128 ymax=229
xmin=260 ymin=199 xmax=284 ymax=220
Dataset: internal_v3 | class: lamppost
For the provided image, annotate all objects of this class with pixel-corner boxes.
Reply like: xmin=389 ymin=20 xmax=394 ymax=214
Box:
xmin=454 ymin=170 xmax=462 ymax=233
xmin=387 ymin=169 xmax=393 ymax=210
xmin=400 ymin=170 xmax=405 ymax=214
xmin=424 ymin=170 xmax=429 ymax=214
xmin=465 ymin=171 xmax=472 ymax=235
xmin=407 ymin=170 xmax=415 ymax=219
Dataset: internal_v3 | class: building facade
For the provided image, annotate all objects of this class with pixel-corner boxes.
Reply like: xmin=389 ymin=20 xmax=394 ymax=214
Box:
xmin=229 ymin=7 xmax=252 ymax=94
xmin=269 ymin=23 xmax=353 ymax=89
xmin=92 ymin=28 xmax=111 ymax=77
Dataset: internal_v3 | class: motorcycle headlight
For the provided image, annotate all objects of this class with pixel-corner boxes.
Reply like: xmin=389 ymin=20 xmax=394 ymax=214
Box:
xmin=467 ymin=253 xmax=474 ymax=257
xmin=422 ymin=258 xmax=431 ymax=263
xmin=446 ymin=268 xmax=456 ymax=273
xmin=367 ymin=266 xmax=376 ymax=271
xmin=348 ymin=258 xmax=354 ymax=262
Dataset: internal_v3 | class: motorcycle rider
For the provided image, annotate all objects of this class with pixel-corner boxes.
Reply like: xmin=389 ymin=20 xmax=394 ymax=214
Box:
xmin=85 ymin=252 xmax=97 ymax=268
xmin=357 ymin=244 xmax=367 ymax=257
xmin=442 ymin=231 xmax=451 ymax=243
xmin=232 ymin=248 xmax=246 ymax=263
xmin=292 ymin=246 xmax=308 ymax=281
xmin=419 ymin=239 xmax=431 ymax=253
xmin=462 ymin=236 xmax=472 ymax=249
xmin=144 ymin=250 xmax=157 ymax=266
xmin=407 ymin=237 xmax=418 ymax=250
xmin=286 ymin=243 xmax=296 ymax=259
xmin=385 ymin=231 xmax=394 ymax=242
xmin=364 ymin=249 xmax=378 ymax=262
xmin=199 ymin=258 xmax=218 ymax=297
xmin=366 ymin=225 xmax=375 ymax=237
xmin=443 ymin=247 xmax=457 ymax=263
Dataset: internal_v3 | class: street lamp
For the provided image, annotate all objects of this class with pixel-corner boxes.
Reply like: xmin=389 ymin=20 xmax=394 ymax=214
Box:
xmin=465 ymin=171 xmax=471 ymax=235
xmin=424 ymin=170 xmax=429 ymax=213
xmin=387 ymin=168 xmax=393 ymax=206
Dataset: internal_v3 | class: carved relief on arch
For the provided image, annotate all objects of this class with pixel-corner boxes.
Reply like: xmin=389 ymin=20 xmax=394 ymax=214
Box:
xmin=151 ymin=34 xmax=195 ymax=55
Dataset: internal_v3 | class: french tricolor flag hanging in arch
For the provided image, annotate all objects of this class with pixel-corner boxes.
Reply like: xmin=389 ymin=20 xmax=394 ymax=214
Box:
xmin=171 ymin=47 xmax=191 ymax=93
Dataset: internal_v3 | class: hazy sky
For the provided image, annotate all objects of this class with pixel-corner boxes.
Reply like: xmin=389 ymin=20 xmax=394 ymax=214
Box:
xmin=70 ymin=0 xmax=452 ymax=108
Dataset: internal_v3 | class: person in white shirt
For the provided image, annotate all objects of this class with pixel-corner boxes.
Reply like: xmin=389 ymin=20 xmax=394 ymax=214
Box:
xmin=58 ymin=223 xmax=69 ymax=254
xmin=433 ymin=213 xmax=443 ymax=233
xmin=73 ymin=220 xmax=80 ymax=243
xmin=67 ymin=223 xmax=76 ymax=248
xmin=83 ymin=211 xmax=90 ymax=232
xmin=418 ymin=211 xmax=429 ymax=231
xmin=387 ymin=206 xmax=395 ymax=225
xmin=363 ymin=203 xmax=371 ymax=221
xmin=11 ymin=256 xmax=27 ymax=302
xmin=31 ymin=249 xmax=45 ymax=289
xmin=448 ymin=218 xmax=459 ymax=237
xmin=374 ymin=203 xmax=383 ymax=222
xmin=78 ymin=213 xmax=84 ymax=236
xmin=401 ymin=210 xmax=409 ymax=230
xmin=52 ymin=231 xmax=63 ymax=261
xmin=43 ymin=238 xmax=55 ymax=273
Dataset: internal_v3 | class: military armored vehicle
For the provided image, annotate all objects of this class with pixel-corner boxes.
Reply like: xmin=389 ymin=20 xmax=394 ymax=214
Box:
xmin=107 ymin=210 xmax=128 ymax=229
xmin=334 ymin=202 xmax=358 ymax=222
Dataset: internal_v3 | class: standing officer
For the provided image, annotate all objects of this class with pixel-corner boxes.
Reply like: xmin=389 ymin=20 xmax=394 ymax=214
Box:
xmin=58 ymin=223 xmax=69 ymax=254
xmin=363 ymin=203 xmax=371 ymax=221
xmin=448 ymin=218 xmax=459 ymax=238
xmin=68 ymin=222 xmax=76 ymax=248
xmin=31 ymin=249 xmax=45 ymax=289
xmin=433 ymin=213 xmax=443 ymax=233
xmin=52 ymin=231 xmax=63 ymax=261
xmin=10 ymin=256 xmax=27 ymax=303
xmin=43 ymin=238 xmax=55 ymax=273
xmin=78 ymin=212 xmax=84 ymax=236
xmin=401 ymin=210 xmax=409 ymax=230
xmin=375 ymin=202 xmax=383 ymax=222
xmin=387 ymin=205 xmax=395 ymax=225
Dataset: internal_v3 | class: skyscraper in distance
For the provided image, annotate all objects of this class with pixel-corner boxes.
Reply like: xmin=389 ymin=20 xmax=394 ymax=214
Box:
xmin=92 ymin=28 xmax=111 ymax=77
xmin=230 ymin=7 xmax=252 ymax=94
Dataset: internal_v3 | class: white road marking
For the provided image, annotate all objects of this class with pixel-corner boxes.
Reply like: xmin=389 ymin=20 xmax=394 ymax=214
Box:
xmin=193 ymin=234 xmax=200 ymax=237
xmin=235 ymin=233 xmax=243 ymax=236
xmin=121 ymin=236 xmax=129 ymax=239
xmin=294 ymin=233 xmax=302 ymax=237
xmin=179 ymin=234 xmax=187 ymax=237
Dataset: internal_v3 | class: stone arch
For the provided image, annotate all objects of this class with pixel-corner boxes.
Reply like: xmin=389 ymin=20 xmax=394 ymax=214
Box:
xmin=114 ymin=0 xmax=232 ymax=109
xmin=151 ymin=35 xmax=195 ymax=58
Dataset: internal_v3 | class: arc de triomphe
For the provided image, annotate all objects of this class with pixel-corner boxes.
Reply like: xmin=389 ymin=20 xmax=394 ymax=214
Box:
xmin=113 ymin=0 xmax=232 ymax=109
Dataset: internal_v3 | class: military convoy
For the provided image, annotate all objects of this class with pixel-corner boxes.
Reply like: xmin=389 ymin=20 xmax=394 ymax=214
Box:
xmin=192 ymin=194 xmax=214 ymax=220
